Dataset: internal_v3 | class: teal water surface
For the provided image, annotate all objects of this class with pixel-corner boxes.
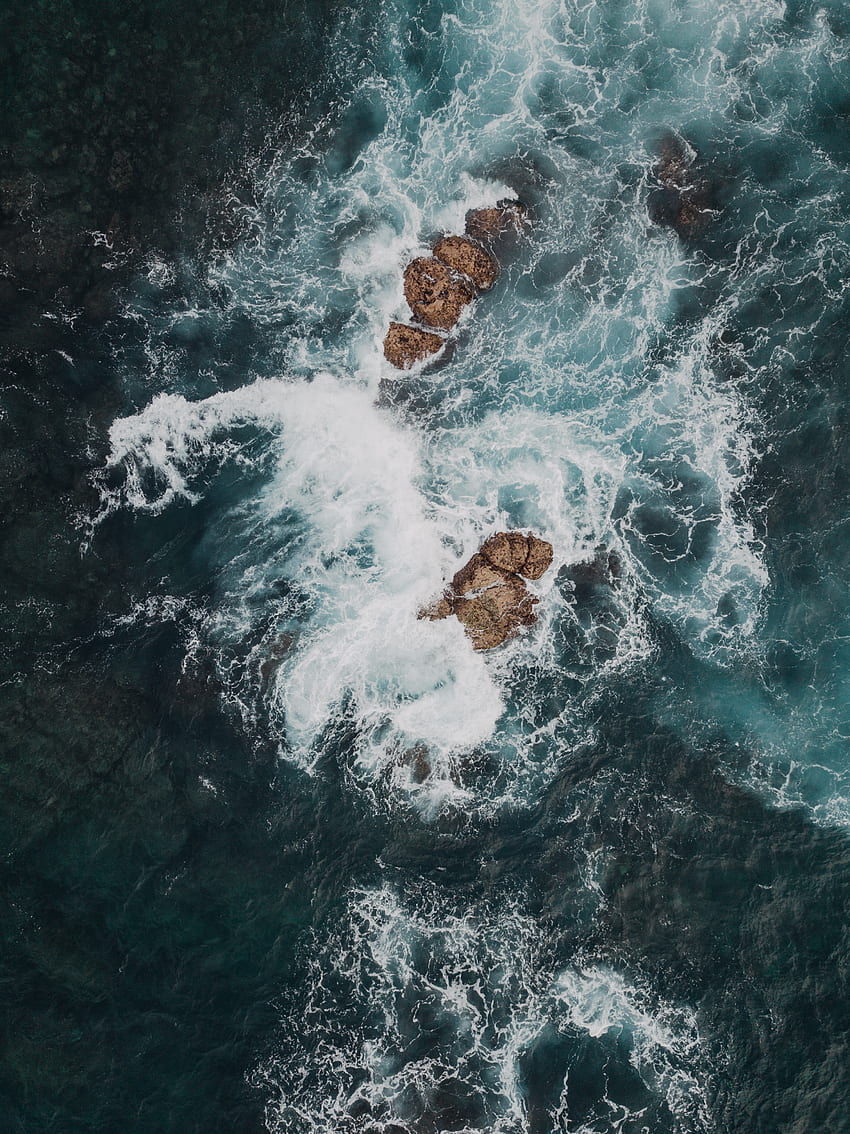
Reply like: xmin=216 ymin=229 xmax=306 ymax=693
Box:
xmin=4 ymin=0 xmax=850 ymax=1131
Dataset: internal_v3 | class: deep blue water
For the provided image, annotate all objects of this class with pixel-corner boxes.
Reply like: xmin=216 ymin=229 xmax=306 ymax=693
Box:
xmin=4 ymin=0 xmax=850 ymax=1131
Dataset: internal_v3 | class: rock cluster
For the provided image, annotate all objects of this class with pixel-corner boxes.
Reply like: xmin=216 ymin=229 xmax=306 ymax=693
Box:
xmin=382 ymin=199 xmax=529 ymax=369
xmin=419 ymin=531 xmax=554 ymax=651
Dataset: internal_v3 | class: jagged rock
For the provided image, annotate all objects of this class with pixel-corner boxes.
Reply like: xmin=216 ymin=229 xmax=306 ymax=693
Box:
xmin=480 ymin=531 xmax=554 ymax=580
xmin=403 ymin=257 xmax=474 ymax=330
xmin=464 ymin=198 xmax=529 ymax=244
xmin=383 ymin=321 xmax=445 ymax=369
xmin=419 ymin=593 xmax=453 ymax=621
xmin=453 ymin=575 xmax=538 ymax=651
xmin=523 ymin=535 xmax=555 ymax=580
xmin=418 ymin=530 xmax=554 ymax=650
xmin=433 ymin=235 xmax=499 ymax=291
xmin=480 ymin=531 xmax=531 ymax=574
xmin=648 ymin=133 xmax=715 ymax=239
xmin=451 ymin=553 xmax=513 ymax=596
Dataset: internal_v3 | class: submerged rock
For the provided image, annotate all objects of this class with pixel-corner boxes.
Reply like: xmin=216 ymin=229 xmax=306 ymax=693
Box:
xmin=419 ymin=530 xmax=554 ymax=650
xmin=382 ymin=321 xmax=445 ymax=369
xmin=563 ymin=546 xmax=622 ymax=602
xmin=400 ymin=743 xmax=432 ymax=784
xmin=648 ymin=133 xmax=715 ymax=239
xmin=464 ymin=198 xmax=529 ymax=244
xmin=655 ymin=133 xmax=695 ymax=188
xmin=433 ymin=235 xmax=499 ymax=291
xmin=403 ymin=256 xmax=475 ymax=330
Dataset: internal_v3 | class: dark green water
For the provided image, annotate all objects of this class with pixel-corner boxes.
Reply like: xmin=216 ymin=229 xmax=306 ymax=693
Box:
xmin=3 ymin=1 xmax=850 ymax=1132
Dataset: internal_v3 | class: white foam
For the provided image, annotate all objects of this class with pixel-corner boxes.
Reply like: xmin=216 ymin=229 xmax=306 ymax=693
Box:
xmin=95 ymin=0 xmax=789 ymax=812
xmin=102 ymin=373 xmax=507 ymax=780
xmin=255 ymin=882 xmax=710 ymax=1134
xmin=101 ymin=378 xmax=286 ymax=513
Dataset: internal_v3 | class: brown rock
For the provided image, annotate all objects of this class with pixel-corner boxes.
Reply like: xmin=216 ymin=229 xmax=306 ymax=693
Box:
xmin=483 ymin=574 xmax=537 ymax=622
xmin=383 ymin=321 xmax=445 ymax=369
xmin=454 ymin=576 xmax=538 ymax=651
xmin=522 ymin=535 xmax=554 ymax=580
xmin=433 ymin=235 xmax=499 ymax=291
xmin=480 ymin=531 xmax=531 ymax=574
xmin=403 ymin=257 xmax=474 ymax=330
xmin=417 ymin=530 xmax=552 ymax=649
xmin=464 ymin=199 xmax=529 ymax=244
xmin=451 ymin=553 xmax=512 ymax=597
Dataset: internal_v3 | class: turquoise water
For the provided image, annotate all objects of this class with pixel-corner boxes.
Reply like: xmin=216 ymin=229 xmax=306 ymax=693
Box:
xmin=5 ymin=0 xmax=850 ymax=1130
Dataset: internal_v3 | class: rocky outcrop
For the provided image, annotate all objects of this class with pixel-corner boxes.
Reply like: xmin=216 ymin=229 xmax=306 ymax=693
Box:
xmin=383 ymin=197 xmax=530 ymax=370
xmin=465 ymin=198 xmax=530 ymax=245
xmin=433 ymin=235 xmax=499 ymax=291
xmin=403 ymin=257 xmax=475 ymax=330
xmin=453 ymin=575 xmax=538 ymax=651
xmin=382 ymin=321 xmax=445 ymax=369
xmin=479 ymin=531 xmax=553 ymax=579
xmin=648 ymin=133 xmax=715 ymax=239
xmin=419 ymin=530 xmax=554 ymax=650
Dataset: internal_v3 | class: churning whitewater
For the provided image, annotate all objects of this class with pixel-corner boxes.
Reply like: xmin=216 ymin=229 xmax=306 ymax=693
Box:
xmin=92 ymin=0 xmax=850 ymax=1128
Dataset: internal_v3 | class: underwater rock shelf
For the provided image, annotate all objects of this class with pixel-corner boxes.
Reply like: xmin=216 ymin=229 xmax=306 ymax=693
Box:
xmin=420 ymin=530 xmax=554 ymax=651
xmin=648 ymin=132 xmax=717 ymax=239
xmin=383 ymin=198 xmax=529 ymax=369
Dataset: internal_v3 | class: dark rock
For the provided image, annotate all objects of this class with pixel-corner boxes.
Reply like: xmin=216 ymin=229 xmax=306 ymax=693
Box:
xmin=564 ymin=546 xmax=622 ymax=602
xmin=432 ymin=234 xmax=499 ymax=291
xmin=383 ymin=321 xmax=445 ymax=369
xmin=403 ymin=257 xmax=474 ymax=330
xmin=648 ymin=133 xmax=716 ymax=239
xmin=655 ymin=133 xmax=696 ymax=188
xmin=408 ymin=744 xmax=432 ymax=784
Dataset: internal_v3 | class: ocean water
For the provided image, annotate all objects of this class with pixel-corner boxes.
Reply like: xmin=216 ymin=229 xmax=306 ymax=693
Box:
xmin=5 ymin=0 xmax=850 ymax=1130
